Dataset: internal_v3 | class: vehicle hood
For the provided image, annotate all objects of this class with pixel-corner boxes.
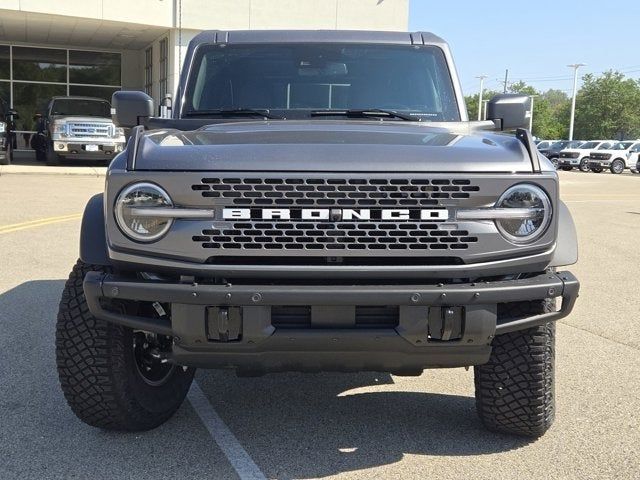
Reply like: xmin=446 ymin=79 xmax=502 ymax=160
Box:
xmin=561 ymin=148 xmax=589 ymax=154
xmin=133 ymin=121 xmax=533 ymax=172
xmin=52 ymin=115 xmax=113 ymax=124
xmin=590 ymin=149 xmax=628 ymax=155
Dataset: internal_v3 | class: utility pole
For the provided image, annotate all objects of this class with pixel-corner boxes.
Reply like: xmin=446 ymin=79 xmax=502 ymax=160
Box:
xmin=483 ymin=100 xmax=489 ymax=120
xmin=568 ymin=63 xmax=586 ymax=140
xmin=503 ymin=69 xmax=509 ymax=93
xmin=475 ymin=75 xmax=488 ymax=121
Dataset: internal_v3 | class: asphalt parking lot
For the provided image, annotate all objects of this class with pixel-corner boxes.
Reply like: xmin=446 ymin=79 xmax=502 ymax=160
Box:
xmin=1 ymin=170 xmax=639 ymax=480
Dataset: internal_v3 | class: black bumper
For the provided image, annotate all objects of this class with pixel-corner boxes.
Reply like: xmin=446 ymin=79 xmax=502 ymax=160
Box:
xmin=83 ymin=271 xmax=579 ymax=372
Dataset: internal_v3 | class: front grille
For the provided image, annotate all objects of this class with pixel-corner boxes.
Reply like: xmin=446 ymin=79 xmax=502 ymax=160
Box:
xmin=68 ymin=122 xmax=111 ymax=138
xmin=193 ymin=221 xmax=479 ymax=251
xmin=271 ymin=305 xmax=399 ymax=328
xmin=192 ymin=177 xmax=480 ymax=207
xmin=591 ymin=153 xmax=611 ymax=160
xmin=560 ymin=152 xmax=579 ymax=158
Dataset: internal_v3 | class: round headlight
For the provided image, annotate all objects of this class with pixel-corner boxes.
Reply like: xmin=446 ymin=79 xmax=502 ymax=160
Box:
xmin=115 ymin=183 xmax=173 ymax=242
xmin=495 ymin=184 xmax=552 ymax=244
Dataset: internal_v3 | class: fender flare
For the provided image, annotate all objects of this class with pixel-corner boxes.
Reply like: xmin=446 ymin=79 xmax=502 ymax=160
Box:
xmin=550 ymin=200 xmax=578 ymax=267
xmin=79 ymin=193 xmax=111 ymax=266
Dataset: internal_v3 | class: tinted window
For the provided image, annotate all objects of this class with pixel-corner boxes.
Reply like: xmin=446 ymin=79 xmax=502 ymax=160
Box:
xmin=69 ymin=85 xmax=120 ymax=102
xmin=185 ymin=43 xmax=460 ymax=121
xmin=580 ymin=141 xmax=599 ymax=149
xmin=69 ymin=50 xmax=121 ymax=86
xmin=598 ymin=142 xmax=614 ymax=149
xmin=0 ymin=45 xmax=9 ymax=80
xmin=50 ymin=98 xmax=110 ymax=117
xmin=13 ymin=47 xmax=67 ymax=82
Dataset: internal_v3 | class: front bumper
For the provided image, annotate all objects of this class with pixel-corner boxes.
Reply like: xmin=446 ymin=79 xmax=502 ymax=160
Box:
xmin=53 ymin=141 xmax=124 ymax=159
xmin=83 ymin=270 xmax=579 ymax=372
xmin=558 ymin=157 xmax=580 ymax=166
xmin=589 ymin=160 xmax=610 ymax=169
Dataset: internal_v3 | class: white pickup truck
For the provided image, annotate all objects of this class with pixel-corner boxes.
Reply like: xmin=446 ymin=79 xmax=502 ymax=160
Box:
xmin=557 ymin=140 xmax=615 ymax=172
xmin=588 ymin=141 xmax=640 ymax=174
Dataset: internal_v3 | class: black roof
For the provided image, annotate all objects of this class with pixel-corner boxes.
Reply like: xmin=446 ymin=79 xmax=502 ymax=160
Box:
xmin=189 ymin=29 xmax=447 ymax=47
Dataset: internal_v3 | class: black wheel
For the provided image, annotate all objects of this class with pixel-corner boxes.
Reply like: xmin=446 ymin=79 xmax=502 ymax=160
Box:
xmin=56 ymin=260 xmax=195 ymax=431
xmin=550 ymin=157 xmax=559 ymax=169
xmin=610 ymin=159 xmax=625 ymax=174
xmin=561 ymin=166 xmax=573 ymax=171
xmin=579 ymin=158 xmax=590 ymax=172
xmin=591 ymin=166 xmax=603 ymax=173
xmin=474 ymin=300 xmax=556 ymax=437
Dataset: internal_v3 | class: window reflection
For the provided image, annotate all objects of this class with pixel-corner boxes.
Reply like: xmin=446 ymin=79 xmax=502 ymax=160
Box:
xmin=0 ymin=46 xmax=9 ymax=80
xmin=69 ymin=50 xmax=121 ymax=85
xmin=12 ymin=47 xmax=67 ymax=82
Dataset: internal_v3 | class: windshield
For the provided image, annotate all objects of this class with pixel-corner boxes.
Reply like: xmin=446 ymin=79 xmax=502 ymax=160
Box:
xmin=550 ymin=141 xmax=570 ymax=149
xmin=579 ymin=141 xmax=599 ymax=149
xmin=184 ymin=43 xmax=460 ymax=121
xmin=51 ymin=99 xmax=110 ymax=117
xmin=611 ymin=142 xmax=634 ymax=150
xmin=597 ymin=142 xmax=615 ymax=149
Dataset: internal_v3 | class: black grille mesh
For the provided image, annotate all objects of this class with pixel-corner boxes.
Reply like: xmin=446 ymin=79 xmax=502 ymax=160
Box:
xmin=193 ymin=222 xmax=478 ymax=251
xmin=192 ymin=177 xmax=480 ymax=207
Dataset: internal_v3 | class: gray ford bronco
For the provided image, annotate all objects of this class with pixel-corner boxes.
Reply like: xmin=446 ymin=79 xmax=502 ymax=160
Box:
xmin=56 ymin=30 xmax=579 ymax=438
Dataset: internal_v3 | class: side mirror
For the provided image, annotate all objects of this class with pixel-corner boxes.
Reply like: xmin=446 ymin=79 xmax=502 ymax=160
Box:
xmin=487 ymin=94 xmax=531 ymax=131
xmin=111 ymin=91 xmax=154 ymax=128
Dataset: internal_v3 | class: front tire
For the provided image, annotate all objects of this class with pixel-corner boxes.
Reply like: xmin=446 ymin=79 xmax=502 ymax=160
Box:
xmin=45 ymin=144 xmax=60 ymax=166
xmin=0 ymin=143 xmax=12 ymax=165
xmin=561 ymin=166 xmax=573 ymax=171
xmin=579 ymin=158 xmax=590 ymax=172
xmin=591 ymin=166 xmax=603 ymax=173
xmin=610 ymin=159 xmax=625 ymax=174
xmin=56 ymin=260 xmax=195 ymax=431
xmin=474 ymin=300 xmax=556 ymax=437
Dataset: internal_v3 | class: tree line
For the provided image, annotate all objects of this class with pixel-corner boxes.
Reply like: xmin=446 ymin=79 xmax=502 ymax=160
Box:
xmin=465 ymin=71 xmax=640 ymax=140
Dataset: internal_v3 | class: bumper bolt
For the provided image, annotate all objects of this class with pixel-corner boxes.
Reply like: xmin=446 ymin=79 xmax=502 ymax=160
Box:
xmin=440 ymin=293 xmax=447 ymax=299
xmin=410 ymin=293 xmax=421 ymax=303
xmin=548 ymin=288 xmax=556 ymax=296
xmin=192 ymin=292 xmax=198 ymax=297
xmin=225 ymin=293 xmax=232 ymax=300
xmin=251 ymin=293 xmax=262 ymax=303
xmin=111 ymin=287 xmax=119 ymax=296
xmin=474 ymin=292 xmax=480 ymax=299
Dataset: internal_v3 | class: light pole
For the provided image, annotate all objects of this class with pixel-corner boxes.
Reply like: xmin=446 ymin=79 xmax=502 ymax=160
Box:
xmin=568 ymin=63 xmax=586 ymax=140
xmin=482 ymin=100 xmax=489 ymax=120
xmin=528 ymin=95 xmax=539 ymax=132
xmin=476 ymin=75 xmax=487 ymax=121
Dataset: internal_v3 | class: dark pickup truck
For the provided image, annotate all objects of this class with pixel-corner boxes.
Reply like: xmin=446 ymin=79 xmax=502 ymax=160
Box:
xmin=55 ymin=30 xmax=579 ymax=438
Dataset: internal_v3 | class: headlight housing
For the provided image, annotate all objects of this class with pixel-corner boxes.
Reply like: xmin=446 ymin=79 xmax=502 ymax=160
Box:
xmin=494 ymin=184 xmax=552 ymax=244
xmin=52 ymin=122 xmax=68 ymax=136
xmin=115 ymin=183 xmax=173 ymax=242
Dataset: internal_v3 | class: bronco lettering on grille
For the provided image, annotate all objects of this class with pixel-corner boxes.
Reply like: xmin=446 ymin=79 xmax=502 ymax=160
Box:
xmin=222 ymin=208 xmax=449 ymax=221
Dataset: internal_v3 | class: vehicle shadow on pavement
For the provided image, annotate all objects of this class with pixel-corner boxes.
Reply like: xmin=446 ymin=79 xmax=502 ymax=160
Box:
xmin=197 ymin=369 xmax=534 ymax=479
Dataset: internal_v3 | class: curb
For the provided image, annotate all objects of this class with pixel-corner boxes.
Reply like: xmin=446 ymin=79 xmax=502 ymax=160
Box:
xmin=0 ymin=165 xmax=107 ymax=177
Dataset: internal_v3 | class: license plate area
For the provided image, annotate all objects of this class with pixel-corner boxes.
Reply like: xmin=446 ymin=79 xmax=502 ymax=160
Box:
xmin=85 ymin=144 xmax=100 ymax=152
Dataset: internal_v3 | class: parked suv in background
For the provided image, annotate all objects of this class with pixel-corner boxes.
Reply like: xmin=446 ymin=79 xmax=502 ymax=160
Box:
xmin=589 ymin=141 xmax=638 ymax=174
xmin=41 ymin=96 xmax=126 ymax=166
xmin=558 ymin=140 xmax=615 ymax=172
xmin=589 ymin=141 xmax=640 ymax=174
xmin=535 ymin=140 xmax=558 ymax=150
xmin=539 ymin=140 xmax=583 ymax=169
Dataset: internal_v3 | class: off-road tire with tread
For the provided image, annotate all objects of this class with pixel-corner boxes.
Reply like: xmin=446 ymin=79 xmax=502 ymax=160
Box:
xmin=56 ymin=260 xmax=195 ymax=431
xmin=474 ymin=300 xmax=555 ymax=438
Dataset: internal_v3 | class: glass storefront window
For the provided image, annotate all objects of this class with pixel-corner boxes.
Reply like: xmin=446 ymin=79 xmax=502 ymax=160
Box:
xmin=13 ymin=83 xmax=66 ymax=129
xmin=12 ymin=47 xmax=67 ymax=83
xmin=0 ymin=81 xmax=9 ymax=107
xmin=0 ymin=45 xmax=9 ymax=80
xmin=69 ymin=85 xmax=120 ymax=102
xmin=69 ymin=50 xmax=121 ymax=86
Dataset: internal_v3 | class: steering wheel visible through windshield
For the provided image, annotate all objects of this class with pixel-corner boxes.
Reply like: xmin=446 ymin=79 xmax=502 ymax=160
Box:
xmin=183 ymin=43 xmax=460 ymax=121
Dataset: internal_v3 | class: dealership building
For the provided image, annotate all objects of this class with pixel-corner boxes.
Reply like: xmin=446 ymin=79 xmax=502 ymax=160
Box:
xmin=0 ymin=0 xmax=408 ymax=150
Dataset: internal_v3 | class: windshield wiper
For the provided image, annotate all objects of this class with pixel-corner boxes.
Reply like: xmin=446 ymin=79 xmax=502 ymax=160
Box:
xmin=310 ymin=108 xmax=419 ymax=122
xmin=183 ymin=108 xmax=282 ymax=119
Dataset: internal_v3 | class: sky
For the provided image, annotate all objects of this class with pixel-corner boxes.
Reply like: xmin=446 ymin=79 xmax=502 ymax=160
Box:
xmin=409 ymin=0 xmax=640 ymax=98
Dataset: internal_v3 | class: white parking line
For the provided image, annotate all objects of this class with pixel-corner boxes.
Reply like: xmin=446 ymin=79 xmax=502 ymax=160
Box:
xmin=187 ymin=382 xmax=267 ymax=480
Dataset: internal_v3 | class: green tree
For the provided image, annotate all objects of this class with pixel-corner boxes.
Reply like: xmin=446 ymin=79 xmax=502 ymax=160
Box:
xmin=574 ymin=71 xmax=640 ymax=140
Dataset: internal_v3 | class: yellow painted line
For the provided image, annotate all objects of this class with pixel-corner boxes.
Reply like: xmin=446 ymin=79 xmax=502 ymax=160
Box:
xmin=0 ymin=213 xmax=82 ymax=234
